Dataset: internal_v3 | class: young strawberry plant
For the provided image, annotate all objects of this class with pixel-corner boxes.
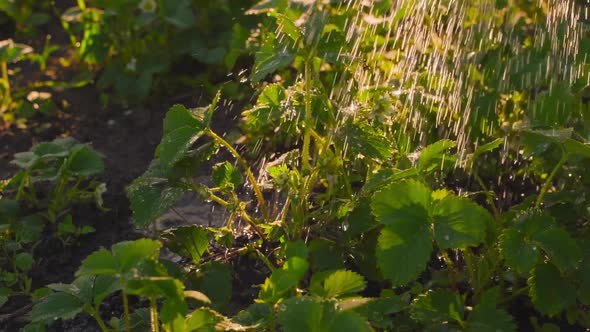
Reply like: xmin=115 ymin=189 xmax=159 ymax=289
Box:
xmin=59 ymin=0 xmax=257 ymax=103
xmin=0 ymin=137 xmax=106 ymax=312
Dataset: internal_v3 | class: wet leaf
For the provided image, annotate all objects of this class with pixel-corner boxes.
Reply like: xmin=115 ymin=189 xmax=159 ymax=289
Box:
xmin=432 ymin=196 xmax=491 ymax=249
xmin=528 ymin=263 xmax=576 ymax=316
xmin=251 ymin=33 xmax=296 ymax=82
xmin=212 ymin=162 xmax=242 ymax=188
xmin=372 ymin=180 xmax=432 ymax=285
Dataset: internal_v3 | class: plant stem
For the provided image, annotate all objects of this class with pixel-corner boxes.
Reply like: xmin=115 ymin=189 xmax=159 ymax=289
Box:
xmin=473 ymin=172 xmax=500 ymax=220
xmin=535 ymin=150 xmax=568 ymax=208
xmin=240 ymin=209 xmax=266 ymax=241
xmin=88 ymin=307 xmax=112 ymax=332
xmin=122 ymin=289 xmax=131 ymax=332
xmin=150 ymin=299 xmax=159 ymax=332
xmin=76 ymin=0 xmax=87 ymax=10
xmin=441 ymin=251 xmax=459 ymax=290
xmin=1 ymin=61 xmax=11 ymax=112
xmin=206 ymin=129 xmax=269 ymax=220
xmin=270 ymin=304 xmax=276 ymax=332
xmin=302 ymin=60 xmax=313 ymax=170
xmin=254 ymin=248 xmax=276 ymax=272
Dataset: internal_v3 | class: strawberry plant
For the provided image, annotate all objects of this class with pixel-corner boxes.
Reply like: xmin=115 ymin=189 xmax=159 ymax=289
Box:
xmin=0 ymin=137 xmax=106 ymax=312
xmin=59 ymin=0 xmax=257 ymax=103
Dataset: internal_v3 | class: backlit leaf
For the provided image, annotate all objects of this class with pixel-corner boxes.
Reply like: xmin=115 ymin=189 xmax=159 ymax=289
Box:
xmin=432 ymin=196 xmax=491 ymax=249
xmin=323 ymin=270 xmax=366 ymax=298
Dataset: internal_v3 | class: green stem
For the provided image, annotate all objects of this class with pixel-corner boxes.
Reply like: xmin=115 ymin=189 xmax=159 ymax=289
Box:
xmin=270 ymin=304 xmax=276 ymax=332
xmin=122 ymin=289 xmax=131 ymax=332
xmin=442 ymin=251 xmax=459 ymax=290
xmin=150 ymin=298 xmax=159 ymax=332
xmin=88 ymin=306 xmax=112 ymax=332
xmin=1 ymin=61 xmax=11 ymax=111
xmin=535 ymin=150 xmax=568 ymax=208
xmin=76 ymin=0 xmax=87 ymax=10
xmin=473 ymin=172 xmax=500 ymax=220
xmin=254 ymin=248 xmax=276 ymax=272
xmin=302 ymin=60 xmax=313 ymax=170
xmin=206 ymin=129 xmax=269 ymax=220
xmin=240 ymin=209 xmax=266 ymax=241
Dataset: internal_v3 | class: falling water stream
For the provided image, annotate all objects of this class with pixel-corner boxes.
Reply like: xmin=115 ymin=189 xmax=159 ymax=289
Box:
xmin=327 ymin=0 xmax=588 ymax=152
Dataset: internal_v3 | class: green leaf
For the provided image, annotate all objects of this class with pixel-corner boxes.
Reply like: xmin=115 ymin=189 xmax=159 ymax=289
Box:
xmin=277 ymin=297 xmax=331 ymax=332
xmin=112 ymin=239 xmax=161 ymax=273
xmin=163 ymin=104 xmax=204 ymax=135
xmin=159 ymin=126 xmax=204 ymax=170
xmin=527 ymin=83 xmax=573 ymax=127
xmin=432 ymin=196 xmax=491 ymax=249
xmin=499 ymin=227 xmax=540 ymax=274
xmin=161 ymin=297 xmax=188 ymax=332
xmin=500 ymin=210 xmax=554 ymax=274
xmin=284 ymin=240 xmax=308 ymax=260
xmin=259 ymin=257 xmax=309 ymax=303
xmin=91 ymin=275 xmax=121 ymax=304
xmin=532 ymin=228 xmax=581 ymax=271
xmin=342 ymin=124 xmax=393 ymax=160
xmin=272 ymin=13 xmax=301 ymax=42
xmin=31 ymin=292 xmax=84 ymax=322
xmin=376 ymin=224 xmax=432 ymax=286
xmin=410 ymin=290 xmax=465 ymax=325
xmin=15 ymin=252 xmax=34 ymax=272
xmin=77 ymin=249 xmax=118 ymax=276
xmin=251 ymin=33 xmax=295 ymax=82
xmin=467 ymin=301 xmax=515 ymax=332
xmin=127 ymin=162 xmax=185 ymax=227
xmin=564 ymin=138 xmax=590 ymax=159
xmin=16 ymin=215 xmax=44 ymax=244
xmin=328 ymin=311 xmax=374 ymax=332
xmin=323 ymin=270 xmax=366 ymax=298
xmin=418 ymin=140 xmax=456 ymax=172
xmin=243 ymin=83 xmax=286 ymax=136
xmin=212 ymin=162 xmax=242 ymax=188
xmin=277 ymin=297 xmax=372 ymax=332
xmin=500 ymin=210 xmax=580 ymax=273
xmin=372 ymin=180 xmax=432 ymax=285
xmin=371 ymin=180 xmax=431 ymax=227
xmin=185 ymin=308 xmax=222 ymax=331
xmin=67 ymin=146 xmax=104 ymax=176
xmin=127 ymin=277 xmax=185 ymax=300
xmin=0 ymin=39 xmax=33 ymax=63
xmin=528 ymin=263 xmax=576 ymax=316
xmin=162 ymin=225 xmax=209 ymax=264
xmin=199 ymin=262 xmax=232 ymax=310
xmin=77 ymin=239 xmax=161 ymax=276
